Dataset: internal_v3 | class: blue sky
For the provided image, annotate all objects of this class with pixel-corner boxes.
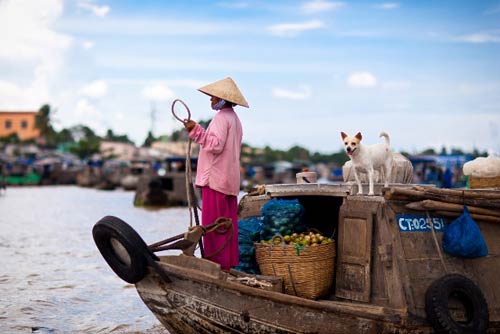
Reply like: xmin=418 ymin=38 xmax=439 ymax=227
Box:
xmin=1 ymin=0 xmax=500 ymax=154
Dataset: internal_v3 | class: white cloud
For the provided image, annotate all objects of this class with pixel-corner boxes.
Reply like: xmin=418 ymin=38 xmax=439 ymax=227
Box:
xmin=77 ymin=1 xmax=110 ymax=17
xmin=75 ymin=98 xmax=99 ymax=117
xmin=0 ymin=81 xmax=22 ymax=103
xmin=106 ymin=78 xmax=205 ymax=89
xmin=82 ymin=40 xmax=95 ymax=50
xmin=0 ymin=0 xmax=71 ymax=62
xmin=113 ymin=112 xmax=124 ymax=121
xmin=456 ymin=30 xmax=500 ymax=43
xmin=0 ymin=0 xmax=71 ymax=110
xmin=375 ymin=3 xmax=400 ymax=10
xmin=347 ymin=72 xmax=378 ymax=88
xmin=268 ymin=20 xmax=325 ymax=37
xmin=272 ymin=85 xmax=312 ymax=100
xmin=141 ymin=83 xmax=175 ymax=101
xmin=60 ymin=17 xmax=243 ymax=37
xmin=79 ymin=80 xmax=108 ymax=98
xmin=456 ymin=82 xmax=500 ymax=95
xmin=0 ymin=78 xmax=50 ymax=110
xmin=73 ymin=98 xmax=106 ymax=133
xmin=301 ymin=1 xmax=344 ymax=14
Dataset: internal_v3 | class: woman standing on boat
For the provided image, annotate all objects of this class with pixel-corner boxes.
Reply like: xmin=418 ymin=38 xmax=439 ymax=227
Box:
xmin=184 ymin=77 xmax=249 ymax=270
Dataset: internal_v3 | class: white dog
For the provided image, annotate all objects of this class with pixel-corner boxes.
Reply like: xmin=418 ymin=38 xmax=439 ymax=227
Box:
xmin=341 ymin=131 xmax=393 ymax=195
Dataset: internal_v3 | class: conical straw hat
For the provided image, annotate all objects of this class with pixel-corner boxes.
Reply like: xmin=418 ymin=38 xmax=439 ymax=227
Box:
xmin=198 ymin=77 xmax=249 ymax=108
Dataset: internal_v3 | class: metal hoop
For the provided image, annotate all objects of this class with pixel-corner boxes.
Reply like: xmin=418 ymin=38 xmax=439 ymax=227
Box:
xmin=171 ymin=99 xmax=191 ymax=124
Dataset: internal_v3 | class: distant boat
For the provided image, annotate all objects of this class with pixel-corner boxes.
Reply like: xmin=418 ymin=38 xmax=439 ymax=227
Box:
xmin=2 ymin=159 xmax=40 ymax=186
xmin=77 ymin=159 xmax=131 ymax=189
xmin=121 ymin=159 xmax=153 ymax=191
xmin=133 ymin=157 xmax=198 ymax=207
xmin=76 ymin=165 xmax=100 ymax=188
xmin=0 ymin=175 xmax=6 ymax=193
xmin=34 ymin=156 xmax=82 ymax=185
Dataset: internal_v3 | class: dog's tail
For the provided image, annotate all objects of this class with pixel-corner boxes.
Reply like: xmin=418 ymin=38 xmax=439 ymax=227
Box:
xmin=379 ymin=131 xmax=390 ymax=146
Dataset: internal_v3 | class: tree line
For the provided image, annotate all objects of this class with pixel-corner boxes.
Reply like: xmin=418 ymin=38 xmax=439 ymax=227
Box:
xmin=0 ymin=104 xmax=489 ymax=164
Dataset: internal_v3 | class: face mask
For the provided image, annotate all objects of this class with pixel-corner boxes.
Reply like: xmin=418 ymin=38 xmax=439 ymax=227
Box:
xmin=214 ymin=99 xmax=226 ymax=110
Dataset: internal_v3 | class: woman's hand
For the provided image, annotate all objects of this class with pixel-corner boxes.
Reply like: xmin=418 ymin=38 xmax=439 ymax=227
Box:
xmin=184 ymin=119 xmax=197 ymax=132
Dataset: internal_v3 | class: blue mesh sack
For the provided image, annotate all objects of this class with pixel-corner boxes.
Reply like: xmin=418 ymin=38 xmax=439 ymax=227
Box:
xmin=260 ymin=199 xmax=306 ymax=241
xmin=238 ymin=216 xmax=262 ymax=243
xmin=442 ymin=206 xmax=488 ymax=258
xmin=234 ymin=216 xmax=262 ymax=274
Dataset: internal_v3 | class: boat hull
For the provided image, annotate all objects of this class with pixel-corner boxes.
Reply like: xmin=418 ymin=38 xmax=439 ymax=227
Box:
xmin=136 ymin=256 xmax=431 ymax=334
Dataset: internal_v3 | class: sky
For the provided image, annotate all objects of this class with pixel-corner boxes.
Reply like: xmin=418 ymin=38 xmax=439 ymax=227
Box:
xmin=1 ymin=0 xmax=500 ymax=155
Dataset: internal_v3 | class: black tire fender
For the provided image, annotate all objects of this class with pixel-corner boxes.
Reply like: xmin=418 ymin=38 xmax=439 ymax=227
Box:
xmin=92 ymin=215 xmax=156 ymax=284
xmin=425 ymin=274 xmax=489 ymax=334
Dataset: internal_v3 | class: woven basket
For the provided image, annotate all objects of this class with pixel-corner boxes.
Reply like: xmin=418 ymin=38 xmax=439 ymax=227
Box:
xmin=469 ymin=176 xmax=500 ymax=189
xmin=255 ymin=237 xmax=336 ymax=299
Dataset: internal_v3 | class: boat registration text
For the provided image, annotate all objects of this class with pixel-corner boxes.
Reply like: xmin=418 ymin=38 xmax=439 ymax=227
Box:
xmin=397 ymin=214 xmax=446 ymax=232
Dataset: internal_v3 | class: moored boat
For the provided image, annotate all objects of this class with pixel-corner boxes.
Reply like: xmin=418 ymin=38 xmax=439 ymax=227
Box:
xmin=93 ymin=182 xmax=500 ymax=334
xmin=133 ymin=157 xmax=198 ymax=207
xmin=121 ymin=159 xmax=153 ymax=190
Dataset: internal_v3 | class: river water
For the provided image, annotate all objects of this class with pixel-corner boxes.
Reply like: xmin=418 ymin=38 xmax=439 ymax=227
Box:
xmin=0 ymin=186 xmax=196 ymax=334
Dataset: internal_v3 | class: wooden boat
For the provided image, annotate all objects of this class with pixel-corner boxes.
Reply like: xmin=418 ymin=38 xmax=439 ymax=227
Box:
xmin=133 ymin=157 xmax=198 ymax=207
xmin=93 ymin=182 xmax=500 ymax=334
xmin=0 ymin=159 xmax=41 ymax=185
xmin=0 ymin=175 xmax=6 ymax=193
xmin=121 ymin=159 xmax=153 ymax=191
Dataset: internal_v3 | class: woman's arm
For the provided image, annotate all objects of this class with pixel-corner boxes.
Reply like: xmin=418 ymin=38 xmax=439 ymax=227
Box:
xmin=189 ymin=115 xmax=228 ymax=154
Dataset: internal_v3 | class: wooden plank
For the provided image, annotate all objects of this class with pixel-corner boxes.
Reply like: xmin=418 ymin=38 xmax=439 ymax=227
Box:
xmin=384 ymin=187 xmax=500 ymax=209
xmin=335 ymin=200 xmax=377 ymax=302
xmin=405 ymin=259 xmax=444 ymax=310
xmin=433 ymin=210 xmax=500 ymax=223
xmin=400 ymin=232 xmax=443 ymax=259
xmin=469 ymin=256 xmax=500 ymax=320
xmin=479 ymin=221 xmax=500 ymax=255
xmin=406 ymin=199 xmax=500 ymax=217
xmin=265 ymin=183 xmax=351 ymax=197
xmin=386 ymin=202 xmax=420 ymax=316
xmin=371 ymin=214 xmax=388 ymax=304
xmin=375 ymin=205 xmax=407 ymax=310
xmin=404 ymin=258 xmax=474 ymax=310
xmin=238 ymin=194 xmax=271 ymax=219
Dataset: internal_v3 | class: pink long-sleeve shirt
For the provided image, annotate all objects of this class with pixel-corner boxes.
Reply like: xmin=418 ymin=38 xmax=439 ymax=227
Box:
xmin=189 ymin=107 xmax=243 ymax=196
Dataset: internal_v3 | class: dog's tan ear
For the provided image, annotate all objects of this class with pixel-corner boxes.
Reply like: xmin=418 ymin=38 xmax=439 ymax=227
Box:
xmin=341 ymin=132 xmax=347 ymax=140
xmin=355 ymin=132 xmax=362 ymax=140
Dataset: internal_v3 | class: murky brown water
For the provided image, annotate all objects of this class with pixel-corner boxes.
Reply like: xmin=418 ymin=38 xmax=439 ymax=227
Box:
xmin=0 ymin=186 xmax=193 ymax=334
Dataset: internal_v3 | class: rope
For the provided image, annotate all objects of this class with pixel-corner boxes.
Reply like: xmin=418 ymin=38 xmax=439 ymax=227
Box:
xmin=171 ymin=99 xmax=191 ymax=123
xmin=185 ymin=139 xmax=196 ymax=227
xmin=170 ymin=99 xmax=203 ymax=255
xmin=228 ymin=276 xmax=273 ymax=289
xmin=170 ymin=99 xmax=233 ymax=261
xmin=202 ymin=218 xmax=234 ymax=260
xmin=426 ymin=210 xmax=449 ymax=274
xmin=149 ymin=218 xmax=230 ymax=251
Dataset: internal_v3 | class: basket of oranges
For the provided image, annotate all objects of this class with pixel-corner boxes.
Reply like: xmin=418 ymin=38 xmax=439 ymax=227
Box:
xmin=255 ymin=231 xmax=335 ymax=299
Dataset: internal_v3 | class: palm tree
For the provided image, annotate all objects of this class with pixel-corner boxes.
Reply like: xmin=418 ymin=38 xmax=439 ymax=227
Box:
xmin=143 ymin=130 xmax=156 ymax=147
xmin=35 ymin=104 xmax=56 ymax=146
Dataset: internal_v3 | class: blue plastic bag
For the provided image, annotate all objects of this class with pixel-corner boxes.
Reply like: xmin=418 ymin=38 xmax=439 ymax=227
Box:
xmin=234 ymin=216 xmax=262 ymax=274
xmin=442 ymin=206 xmax=488 ymax=258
